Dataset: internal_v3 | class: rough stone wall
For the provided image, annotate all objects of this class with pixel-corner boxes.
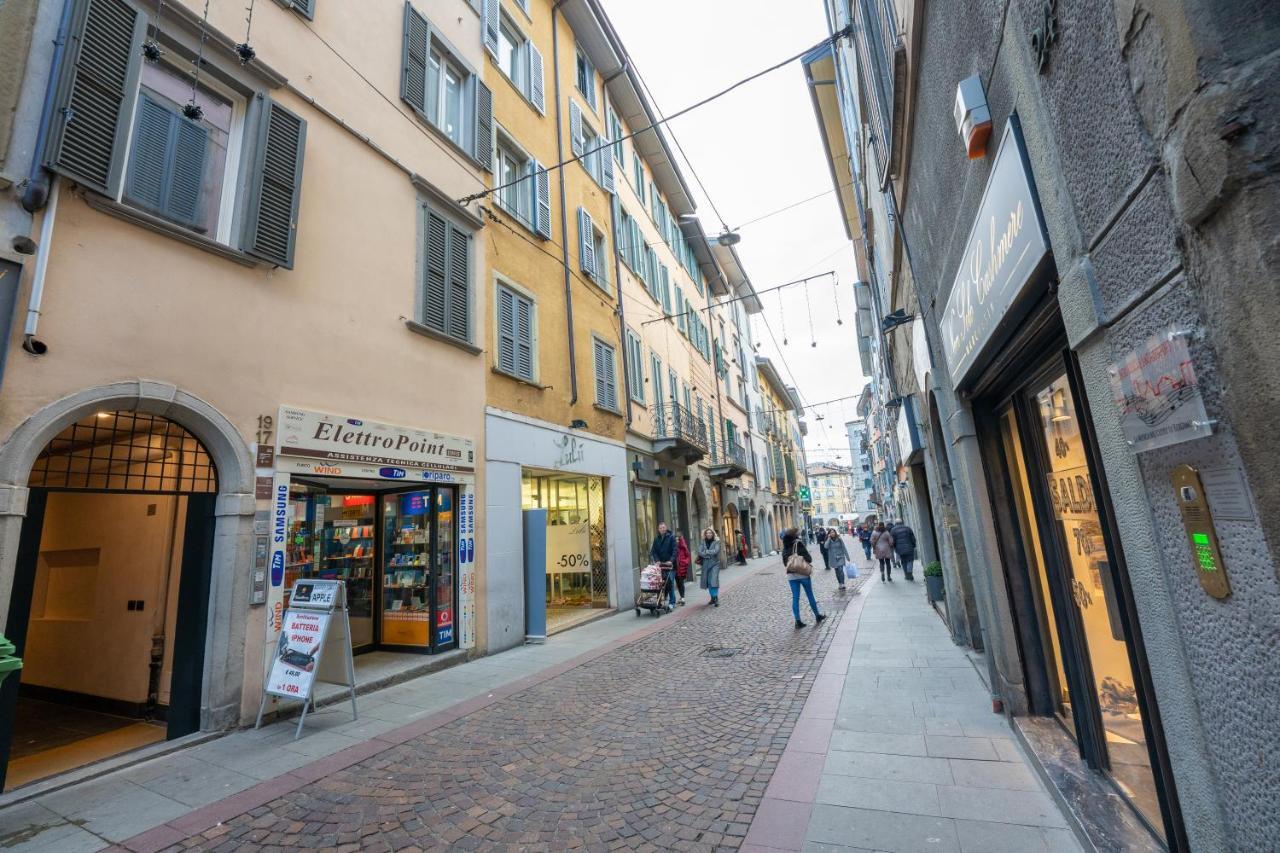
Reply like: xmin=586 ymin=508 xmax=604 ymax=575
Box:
xmin=0 ymin=0 xmax=39 ymax=176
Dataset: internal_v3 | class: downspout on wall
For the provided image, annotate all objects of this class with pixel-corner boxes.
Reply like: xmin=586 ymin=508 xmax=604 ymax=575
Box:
xmin=551 ymin=0 xmax=578 ymax=404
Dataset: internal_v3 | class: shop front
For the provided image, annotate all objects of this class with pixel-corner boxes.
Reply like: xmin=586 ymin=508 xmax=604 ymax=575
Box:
xmin=484 ymin=410 xmax=632 ymax=653
xmin=940 ymin=118 xmax=1178 ymax=843
xmin=270 ymin=407 xmax=477 ymax=656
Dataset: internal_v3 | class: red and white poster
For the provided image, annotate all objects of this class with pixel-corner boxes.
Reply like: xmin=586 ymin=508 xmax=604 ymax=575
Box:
xmin=265 ymin=610 xmax=330 ymax=699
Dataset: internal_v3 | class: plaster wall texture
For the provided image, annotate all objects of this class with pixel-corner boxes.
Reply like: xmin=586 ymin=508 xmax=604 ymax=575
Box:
xmin=0 ymin=0 xmax=490 ymax=726
xmin=890 ymin=0 xmax=1279 ymax=847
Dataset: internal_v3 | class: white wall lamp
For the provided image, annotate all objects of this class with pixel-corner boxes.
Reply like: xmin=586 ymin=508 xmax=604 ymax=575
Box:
xmin=954 ymin=74 xmax=993 ymax=159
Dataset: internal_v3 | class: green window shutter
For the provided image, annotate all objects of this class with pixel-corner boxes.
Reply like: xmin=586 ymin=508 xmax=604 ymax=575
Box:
xmin=594 ymin=340 xmax=608 ymax=408
xmin=675 ymin=286 xmax=685 ymax=334
xmin=528 ymin=43 xmax=545 ymax=113
xmin=44 ymin=0 xmax=147 ymax=197
xmin=242 ymin=98 xmax=307 ymax=268
xmin=423 ymin=210 xmax=448 ymax=332
xmin=659 ymin=265 xmax=671 ymax=315
xmin=124 ymin=93 xmax=208 ymax=228
xmin=600 ymin=135 xmax=615 ymax=193
xmin=514 ymin=293 xmax=534 ymax=379
xmin=401 ymin=2 xmax=429 ymax=113
xmin=533 ymin=160 xmax=552 ymax=238
xmin=569 ymin=101 xmax=583 ymax=157
xmin=578 ymin=207 xmax=595 ymax=277
xmin=482 ymin=0 xmax=499 ymax=57
xmin=473 ymin=80 xmax=493 ymax=170
xmin=496 ymin=285 xmax=517 ymax=375
xmin=446 ymin=222 xmax=470 ymax=340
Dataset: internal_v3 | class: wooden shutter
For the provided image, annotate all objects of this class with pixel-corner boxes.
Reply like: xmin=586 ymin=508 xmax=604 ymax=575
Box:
xmin=242 ymin=98 xmax=307 ymax=268
xmin=569 ymin=100 xmax=583 ymax=157
xmin=124 ymin=93 xmax=209 ymax=227
xmin=595 ymin=341 xmax=617 ymax=410
xmin=474 ymin=80 xmax=493 ymax=170
xmin=599 ymin=135 xmax=615 ymax=193
xmin=578 ymin=207 xmax=595 ymax=278
xmin=289 ymin=0 xmax=316 ymax=19
xmin=423 ymin=209 xmax=449 ymax=332
xmin=401 ymin=2 xmax=429 ymax=112
xmin=528 ymin=44 xmax=545 ymax=113
xmin=482 ymin=0 xmax=499 ymax=57
xmin=514 ymin=294 xmax=534 ymax=379
xmin=659 ymin=265 xmax=671 ymax=314
xmin=675 ymin=286 xmax=685 ymax=334
xmin=446 ymin=222 xmax=470 ymax=340
xmin=533 ymin=160 xmax=552 ymax=238
xmin=496 ymin=285 xmax=517 ymax=375
xmin=44 ymin=0 xmax=147 ymax=197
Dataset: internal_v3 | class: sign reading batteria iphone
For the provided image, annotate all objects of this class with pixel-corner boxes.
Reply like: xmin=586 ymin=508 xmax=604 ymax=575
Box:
xmin=940 ymin=116 xmax=1051 ymax=387
xmin=265 ymin=609 xmax=330 ymax=698
xmin=276 ymin=407 xmax=476 ymax=473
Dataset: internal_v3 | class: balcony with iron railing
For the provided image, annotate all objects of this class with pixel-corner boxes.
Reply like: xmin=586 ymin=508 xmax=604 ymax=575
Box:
xmin=653 ymin=403 xmax=707 ymax=464
xmin=709 ymin=440 xmax=749 ymax=480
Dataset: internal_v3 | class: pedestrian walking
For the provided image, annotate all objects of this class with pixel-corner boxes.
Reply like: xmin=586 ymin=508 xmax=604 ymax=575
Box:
xmin=736 ymin=532 xmax=749 ymax=565
xmin=871 ymin=522 xmax=895 ymax=582
xmin=815 ymin=526 xmax=831 ymax=571
xmin=781 ymin=527 xmax=825 ymax=628
xmin=857 ymin=524 xmax=873 ymax=560
xmin=825 ymin=528 xmax=857 ymax=592
xmin=696 ymin=527 xmax=723 ymax=606
xmin=674 ymin=531 xmax=691 ymax=605
xmin=889 ymin=519 xmax=919 ymax=581
xmin=648 ymin=522 xmax=677 ymax=610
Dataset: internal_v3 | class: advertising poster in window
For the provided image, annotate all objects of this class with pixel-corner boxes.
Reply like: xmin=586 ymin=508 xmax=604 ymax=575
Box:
xmin=458 ymin=486 xmax=477 ymax=649
xmin=265 ymin=609 xmax=330 ymax=699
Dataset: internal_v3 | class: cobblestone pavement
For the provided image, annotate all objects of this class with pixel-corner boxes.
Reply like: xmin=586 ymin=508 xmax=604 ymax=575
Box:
xmin=168 ymin=562 xmax=870 ymax=852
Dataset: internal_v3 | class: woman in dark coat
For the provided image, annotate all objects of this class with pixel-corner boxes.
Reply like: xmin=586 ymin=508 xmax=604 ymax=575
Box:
xmin=781 ymin=527 xmax=825 ymax=628
xmin=871 ymin=522 xmax=895 ymax=582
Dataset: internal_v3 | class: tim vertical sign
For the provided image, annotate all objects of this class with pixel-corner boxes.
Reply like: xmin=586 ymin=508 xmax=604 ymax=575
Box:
xmin=940 ymin=116 xmax=1051 ymax=386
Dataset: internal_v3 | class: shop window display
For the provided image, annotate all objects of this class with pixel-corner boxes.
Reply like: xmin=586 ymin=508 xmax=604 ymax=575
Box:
xmin=522 ymin=471 xmax=609 ymax=633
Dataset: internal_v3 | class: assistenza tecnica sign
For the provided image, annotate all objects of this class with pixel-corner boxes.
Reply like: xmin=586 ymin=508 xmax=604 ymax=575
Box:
xmin=276 ymin=408 xmax=475 ymax=472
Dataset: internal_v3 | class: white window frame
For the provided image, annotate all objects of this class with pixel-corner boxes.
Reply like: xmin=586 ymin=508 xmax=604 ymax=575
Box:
xmin=429 ymin=47 xmax=470 ymax=148
xmin=494 ymin=126 xmax=536 ymax=232
xmin=117 ymin=55 xmax=247 ymax=245
xmin=493 ymin=274 xmax=539 ymax=383
xmin=496 ymin=15 xmax=527 ymax=93
xmin=591 ymin=223 xmax=609 ymax=291
xmin=575 ymin=48 xmax=596 ymax=111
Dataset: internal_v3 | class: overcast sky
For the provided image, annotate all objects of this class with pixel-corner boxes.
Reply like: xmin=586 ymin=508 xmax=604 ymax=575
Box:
xmin=600 ymin=0 xmax=870 ymax=467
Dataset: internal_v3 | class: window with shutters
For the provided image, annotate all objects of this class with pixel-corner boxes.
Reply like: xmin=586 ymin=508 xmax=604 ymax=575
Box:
xmin=607 ymin=110 xmax=623 ymax=163
xmin=403 ymin=3 xmax=489 ymax=165
xmin=593 ymin=337 xmax=620 ymax=412
xmin=570 ymin=102 xmax=611 ymax=191
xmin=492 ymin=11 xmax=543 ymax=113
xmin=592 ymin=229 xmax=609 ymax=290
xmin=121 ymin=61 xmax=240 ymax=237
xmin=625 ymin=330 xmax=645 ymax=403
xmin=575 ymin=50 xmax=596 ymax=111
xmin=495 ymin=131 xmax=533 ymax=229
xmin=419 ymin=202 xmax=473 ymax=345
xmin=494 ymin=281 xmax=536 ymax=382
xmin=632 ymin=154 xmax=645 ymax=200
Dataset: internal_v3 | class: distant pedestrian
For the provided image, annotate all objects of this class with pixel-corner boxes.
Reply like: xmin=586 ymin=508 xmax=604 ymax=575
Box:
xmin=872 ymin=522 xmax=895 ymax=582
xmin=675 ymin=531 xmax=691 ymax=605
xmin=857 ymin=524 xmax=873 ymax=560
xmin=889 ymin=520 xmax=918 ymax=581
xmin=781 ymin=527 xmax=825 ymax=628
xmin=697 ymin=527 xmax=724 ymax=606
xmin=649 ymin=522 xmax=677 ymax=609
xmin=815 ymin=526 xmax=831 ymax=571
xmin=825 ymin=528 xmax=857 ymax=592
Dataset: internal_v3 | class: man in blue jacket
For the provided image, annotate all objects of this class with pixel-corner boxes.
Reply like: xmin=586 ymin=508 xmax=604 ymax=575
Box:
xmin=649 ymin=522 xmax=677 ymax=609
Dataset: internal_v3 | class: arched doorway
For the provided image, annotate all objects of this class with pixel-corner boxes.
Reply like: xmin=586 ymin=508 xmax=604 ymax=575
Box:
xmin=0 ymin=385 xmax=252 ymax=793
xmin=691 ymin=481 xmax=707 ymax=535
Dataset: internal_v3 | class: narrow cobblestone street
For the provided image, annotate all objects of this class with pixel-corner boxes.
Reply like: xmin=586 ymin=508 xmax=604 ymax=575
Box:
xmin=163 ymin=561 xmax=867 ymax=852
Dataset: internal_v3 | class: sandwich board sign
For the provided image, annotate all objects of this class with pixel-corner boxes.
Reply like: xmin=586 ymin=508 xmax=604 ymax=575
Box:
xmin=256 ymin=579 xmax=357 ymax=739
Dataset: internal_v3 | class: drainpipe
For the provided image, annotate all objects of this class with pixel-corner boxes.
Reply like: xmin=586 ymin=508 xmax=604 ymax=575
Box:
xmin=21 ymin=176 xmax=59 ymax=355
xmin=605 ymin=94 xmax=632 ymax=426
xmin=551 ymin=0 xmax=578 ymax=404
xmin=19 ymin=0 xmax=74 ymax=214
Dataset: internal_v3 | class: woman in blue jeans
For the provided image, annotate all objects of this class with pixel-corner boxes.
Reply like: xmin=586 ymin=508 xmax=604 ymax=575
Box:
xmin=781 ymin=527 xmax=825 ymax=628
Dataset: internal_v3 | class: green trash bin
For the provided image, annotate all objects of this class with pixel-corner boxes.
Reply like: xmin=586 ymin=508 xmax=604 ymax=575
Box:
xmin=0 ymin=634 xmax=21 ymax=686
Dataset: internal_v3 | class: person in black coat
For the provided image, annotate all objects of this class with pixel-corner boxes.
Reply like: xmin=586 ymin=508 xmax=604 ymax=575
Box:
xmin=889 ymin=520 xmax=919 ymax=580
xmin=815 ymin=526 xmax=830 ymax=570
xmin=649 ymin=522 xmax=677 ymax=608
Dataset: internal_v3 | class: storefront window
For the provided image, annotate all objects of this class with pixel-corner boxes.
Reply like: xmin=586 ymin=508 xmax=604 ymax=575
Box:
xmin=633 ymin=485 xmax=657 ymax=568
xmin=1032 ymin=374 xmax=1162 ymax=838
xmin=523 ymin=471 xmax=609 ymax=633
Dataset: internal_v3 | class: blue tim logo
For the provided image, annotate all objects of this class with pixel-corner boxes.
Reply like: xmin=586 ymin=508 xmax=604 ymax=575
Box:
xmin=379 ymin=467 xmax=407 ymax=479
xmin=346 ymin=419 xmax=363 ymax=425
xmin=270 ymin=551 xmax=284 ymax=585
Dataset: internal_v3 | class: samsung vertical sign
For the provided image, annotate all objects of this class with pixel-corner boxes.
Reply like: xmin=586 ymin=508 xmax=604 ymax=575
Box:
xmin=940 ymin=116 xmax=1051 ymax=387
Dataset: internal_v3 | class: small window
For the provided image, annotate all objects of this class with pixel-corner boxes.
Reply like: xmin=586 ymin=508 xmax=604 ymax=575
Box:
xmin=593 ymin=338 xmax=619 ymax=411
xmin=576 ymin=50 xmax=596 ymax=110
xmin=420 ymin=204 xmax=473 ymax=343
xmin=497 ymin=20 xmax=525 ymax=91
xmin=592 ymin=228 xmax=609 ymax=290
xmin=581 ymin=121 xmax=601 ymax=182
xmin=607 ymin=109 xmax=623 ymax=163
xmin=495 ymin=282 xmax=535 ymax=381
xmin=633 ymin=154 xmax=645 ymax=200
xmin=496 ymin=134 xmax=533 ymax=229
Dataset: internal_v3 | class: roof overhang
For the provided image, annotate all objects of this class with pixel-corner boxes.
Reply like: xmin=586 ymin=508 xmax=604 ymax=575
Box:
xmin=755 ymin=357 xmax=793 ymax=407
xmin=712 ymin=242 xmax=762 ymax=312
xmin=802 ymin=46 xmax=861 ymax=244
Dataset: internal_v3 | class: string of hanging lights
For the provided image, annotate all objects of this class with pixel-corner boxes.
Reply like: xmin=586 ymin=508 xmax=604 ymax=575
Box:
xmin=143 ymin=0 xmax=165 ymax=61
xmin=183 ymin=0 xmax=212 ymax=121
xmin=237 ymin=0 xmax=259 ymax=63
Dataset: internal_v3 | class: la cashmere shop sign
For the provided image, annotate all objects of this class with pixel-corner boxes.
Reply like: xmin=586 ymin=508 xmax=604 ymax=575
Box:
xmin=941 ymin=116 xmax=1051 ymax=387
xmin=277 ymin=407 xmax=476 ymax=473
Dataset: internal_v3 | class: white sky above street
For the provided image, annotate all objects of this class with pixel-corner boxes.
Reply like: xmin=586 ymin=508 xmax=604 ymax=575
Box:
xmin=599 ymin=0 xmax=871 ymax=467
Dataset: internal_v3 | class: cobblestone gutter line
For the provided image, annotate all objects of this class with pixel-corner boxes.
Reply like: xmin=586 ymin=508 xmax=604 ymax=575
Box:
xmin=118 ymin=565 xmax=868 ymax=852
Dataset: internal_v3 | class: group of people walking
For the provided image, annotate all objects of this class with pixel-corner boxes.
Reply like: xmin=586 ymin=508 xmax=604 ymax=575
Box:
xmin=645 ymin=516 xmax=918 ymax=628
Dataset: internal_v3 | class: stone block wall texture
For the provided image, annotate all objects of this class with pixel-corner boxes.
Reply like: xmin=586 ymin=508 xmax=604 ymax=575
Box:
xmin=898 ymin=0 xmax=1279 ymax=848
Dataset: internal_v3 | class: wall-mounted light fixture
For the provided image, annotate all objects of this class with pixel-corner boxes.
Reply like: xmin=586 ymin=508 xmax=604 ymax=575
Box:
xmin=881 ymin=309 xmax=915 ymax=333
xmin=570 ymin=419 xmax=589 ymax=429
xmin=954 ymin=74 xmax=992 ymax=159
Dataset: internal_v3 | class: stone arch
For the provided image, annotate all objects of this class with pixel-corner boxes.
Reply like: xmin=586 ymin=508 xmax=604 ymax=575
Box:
xmin=0 ymin=380 xmax=255 ymax=730
xmin=690 ymin=479 xmax=708 ymax=534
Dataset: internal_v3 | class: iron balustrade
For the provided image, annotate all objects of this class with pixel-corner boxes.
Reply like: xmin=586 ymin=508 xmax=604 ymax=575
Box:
xmin=654 ymin=403 xmax=708 ymax=454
